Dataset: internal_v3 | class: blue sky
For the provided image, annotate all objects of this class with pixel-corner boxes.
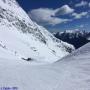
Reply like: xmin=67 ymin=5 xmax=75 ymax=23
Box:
xmin=17 ymin=0 xmax=90 ymax=32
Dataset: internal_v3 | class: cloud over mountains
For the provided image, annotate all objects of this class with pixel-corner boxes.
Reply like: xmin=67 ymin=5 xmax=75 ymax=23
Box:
xmin=28 ymin=1 xmax=90 ymax=27
xmin=29 ymin=5 xmax=74 ymax=26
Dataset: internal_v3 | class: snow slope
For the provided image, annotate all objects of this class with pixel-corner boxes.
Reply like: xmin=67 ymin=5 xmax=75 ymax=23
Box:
xmin=0 ymin=0 xmax=74 ymax=63
xmin=0 ymin=43 xmax=90 ymax=90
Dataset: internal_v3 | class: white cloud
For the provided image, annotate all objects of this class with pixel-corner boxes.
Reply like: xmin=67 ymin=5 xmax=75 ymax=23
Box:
xmin=55 ymin=5 xmax=74 ymax=16
xmin=72 ymin=12 xmax=88 ymax=19
xmin=89 ymin=3 xmax=90 ymax=7
xmin=28 ymin=5 xmax=74 ymax=26
xmin=75 ymin=1 xmax=88 ymax=7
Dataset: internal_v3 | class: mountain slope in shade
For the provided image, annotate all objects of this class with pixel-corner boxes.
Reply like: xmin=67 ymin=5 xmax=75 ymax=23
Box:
xmin=0 ymin=0 xmax=75 ymax=63
xmin=53 ymin=30 xmax=90 ymax=49
xmin=0 ymin=43 xmax=90 ymax=90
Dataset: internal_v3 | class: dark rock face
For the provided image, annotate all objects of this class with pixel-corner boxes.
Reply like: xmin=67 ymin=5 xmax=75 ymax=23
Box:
xmin=54 ymin=30 xmax=90 ymax=49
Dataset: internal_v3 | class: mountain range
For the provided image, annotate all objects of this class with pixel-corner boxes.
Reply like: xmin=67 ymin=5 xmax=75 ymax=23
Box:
xmin=53 ymin=30 xmax=90 ymax=49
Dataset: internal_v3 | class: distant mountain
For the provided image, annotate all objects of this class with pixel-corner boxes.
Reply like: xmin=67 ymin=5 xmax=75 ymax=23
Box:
xmin=0 ymin=0 xmax=75 ymax=63
xmin=53 ymin=30 xmax=90 ymax=49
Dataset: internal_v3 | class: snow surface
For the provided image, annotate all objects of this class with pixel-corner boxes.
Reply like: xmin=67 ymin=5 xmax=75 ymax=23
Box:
xmin=0 ymin=0 xmax=90 ymax=89
xmin=0 ymin=0 xmax=75 ymax=63
xmin=0 ymin=43 xmax=90 ymax=90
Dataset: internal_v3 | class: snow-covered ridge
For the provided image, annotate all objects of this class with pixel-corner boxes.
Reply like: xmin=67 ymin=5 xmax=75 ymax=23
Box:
xmin=0 ymin=0 xmax=75 ymax=63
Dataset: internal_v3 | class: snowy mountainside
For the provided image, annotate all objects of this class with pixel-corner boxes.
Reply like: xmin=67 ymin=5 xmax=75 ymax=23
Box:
xmin=0 ymin=43 xmax=90 ymax=90
xmin=0 ymin=0 xmax=75 ymax=63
